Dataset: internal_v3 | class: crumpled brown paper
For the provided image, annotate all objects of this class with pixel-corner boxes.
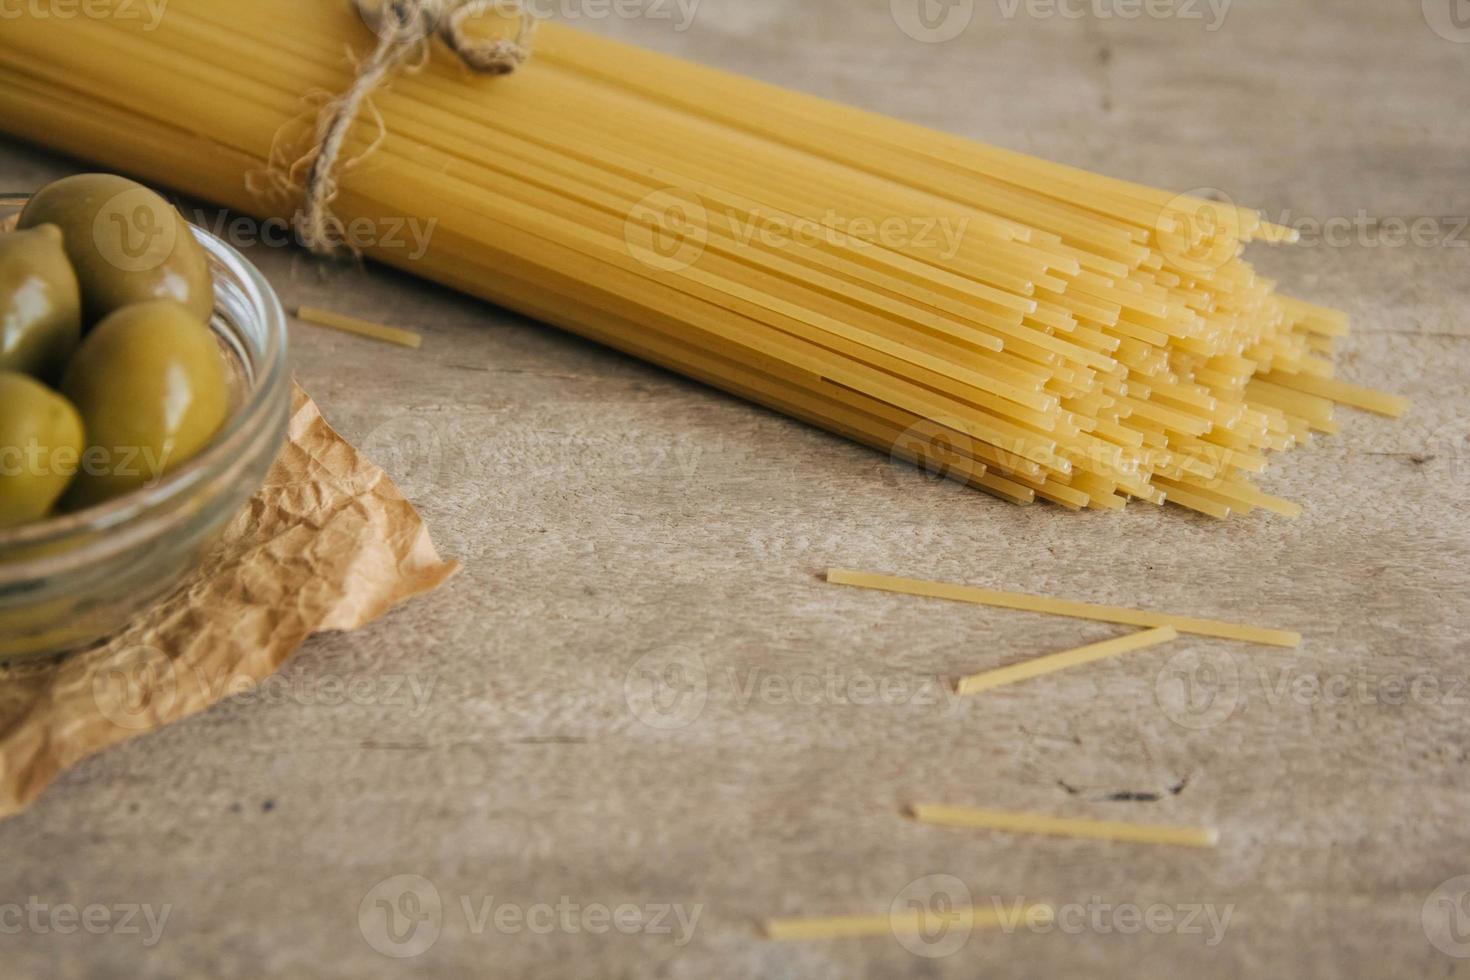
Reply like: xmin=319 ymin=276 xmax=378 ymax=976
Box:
xmin=0 ymin=385 xmax=458 ymax=818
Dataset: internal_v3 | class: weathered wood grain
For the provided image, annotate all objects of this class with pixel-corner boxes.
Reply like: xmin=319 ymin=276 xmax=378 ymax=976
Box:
xmin=2 ymin=1 xmax=1468 ymax=976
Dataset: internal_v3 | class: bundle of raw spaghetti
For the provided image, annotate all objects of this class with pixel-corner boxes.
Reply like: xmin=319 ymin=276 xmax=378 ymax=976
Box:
xmin=0 ymin=0 xmax=1407 ymax=516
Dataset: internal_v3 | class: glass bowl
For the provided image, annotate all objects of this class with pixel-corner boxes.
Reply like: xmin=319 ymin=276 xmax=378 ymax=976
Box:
xmin=0 ymin=193 xmax=290 ymax=663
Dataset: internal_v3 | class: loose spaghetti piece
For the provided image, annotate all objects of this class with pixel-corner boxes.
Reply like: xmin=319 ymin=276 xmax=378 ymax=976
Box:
xmin=765 ymin=903 xmax=1055 ymax=941
xmin=956 ymin=625 xmax=1179 ymax=695
xmin=295 ymin=306 xmax=423 ymax=349
xmin=909 ymin=804 xmax=1219 ymax=848
xmin=828 ymin=569 xmax=1300 ymax=648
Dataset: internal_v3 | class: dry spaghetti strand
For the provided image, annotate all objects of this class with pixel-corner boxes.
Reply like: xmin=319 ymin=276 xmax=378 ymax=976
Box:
xmin=827 ymin=569 xmax=1300 ymax=647
xmin=956 ymin=626 xmax=1180 ymax=695
xmin=909 ymin=804 xmax=1220 ymax=848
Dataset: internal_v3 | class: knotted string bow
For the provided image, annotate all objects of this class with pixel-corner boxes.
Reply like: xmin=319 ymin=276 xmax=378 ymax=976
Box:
xmin=260 ymin=0 xmax=537 ymax=256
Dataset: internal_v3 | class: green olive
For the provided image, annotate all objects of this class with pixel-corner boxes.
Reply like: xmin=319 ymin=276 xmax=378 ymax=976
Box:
xmin=0 ymin=372 xmax=85 ymax=529
xmin=0 ymin=224 xmax=82 ymax=380
xmin=61 ymin=300 xmax=230 ymax=508
xmin=18 ymin=173 xmax=214 ymax=325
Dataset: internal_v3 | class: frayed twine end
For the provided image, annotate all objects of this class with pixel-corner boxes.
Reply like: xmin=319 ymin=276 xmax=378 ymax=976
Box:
xmin=248 ymin=0 xmax=537 ymax=258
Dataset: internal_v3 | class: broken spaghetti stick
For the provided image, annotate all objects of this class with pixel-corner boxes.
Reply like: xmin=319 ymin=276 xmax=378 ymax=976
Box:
xmin=295 ymin=306 xmax=423 ymax=349
xmin=909 ymin=804 xmax=1219 ymax=848
xmin=765 ymin=903 xmax=1055 ymax=941
xmin=956 ymin=626 xmax=1179 ymax=695
xmin=826 ymin=569 xmax=1300 ymax=648
xmin=1258 ymin=370 xmax=1410 ymax=418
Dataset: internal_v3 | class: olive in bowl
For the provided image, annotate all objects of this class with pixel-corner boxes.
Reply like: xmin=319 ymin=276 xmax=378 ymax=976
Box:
xmin=61 ymin=299 xmax=231 ymax=509
xmin=0 ymin=223 xmax=82 ymax=379
xmin=0 ymin=179 xmax=289 ymax=662
xmin=0 ymin=372 xmax=84 ymax=529
xmin=18 ymin=173 xmax=214 ymax=325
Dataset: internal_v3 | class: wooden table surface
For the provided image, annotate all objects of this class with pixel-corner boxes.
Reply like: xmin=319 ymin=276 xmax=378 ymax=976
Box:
xmin=3 ymin=0 xmax=1469 ymax=976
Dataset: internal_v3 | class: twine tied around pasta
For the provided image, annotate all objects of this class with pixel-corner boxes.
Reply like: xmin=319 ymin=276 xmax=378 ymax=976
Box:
xmin=252 ymin=0 xmax=537 ymax=256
